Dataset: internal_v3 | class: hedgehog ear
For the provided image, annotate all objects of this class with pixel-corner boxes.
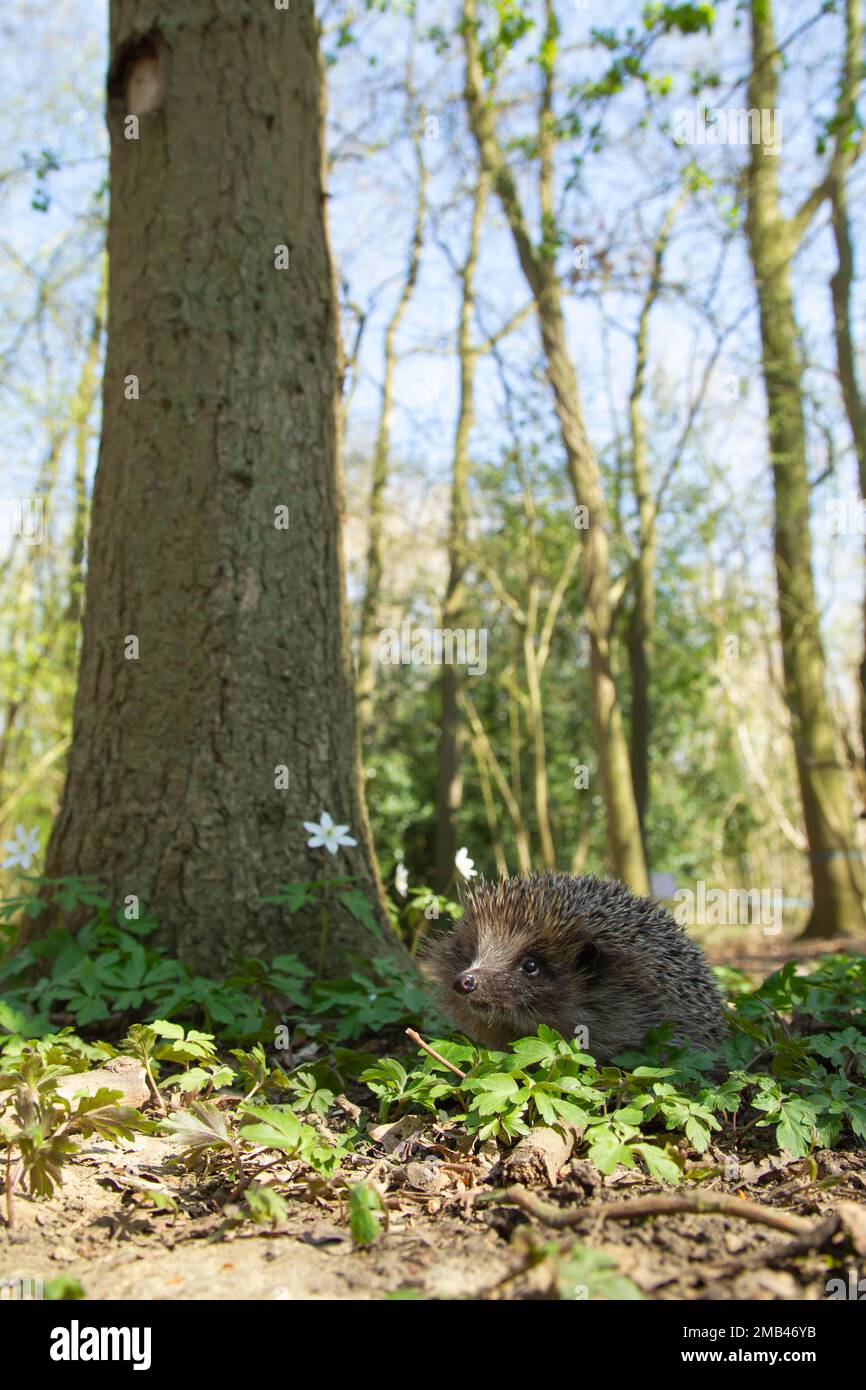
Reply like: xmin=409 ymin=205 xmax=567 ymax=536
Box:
xmin=574 ymin=940 xmax=601 ymax=975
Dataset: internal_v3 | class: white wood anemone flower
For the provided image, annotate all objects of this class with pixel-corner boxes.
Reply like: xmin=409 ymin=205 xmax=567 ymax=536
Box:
xmin=303 ymin=811 xmax=357 ymax=855
xmin=1 ymin=823 xmax=41 ymax=871
xmin=455 ymin=846 xmax=477 ymax=880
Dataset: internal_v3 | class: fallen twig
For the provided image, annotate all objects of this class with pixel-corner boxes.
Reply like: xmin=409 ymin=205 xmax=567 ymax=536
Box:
xmin=405 ymin=1029 xmax=467 ymax=1079
xmin=475 ymin=1185 xmax=824 ymax=1237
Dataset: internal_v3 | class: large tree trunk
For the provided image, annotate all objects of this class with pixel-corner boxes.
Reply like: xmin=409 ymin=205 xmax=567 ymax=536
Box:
xmin=745 ymin=0 xmax=866 ymax=937
xmin=44 ymin=0 xmax=390 ymax=973
xmin=461 ymin=0 xmax=648 ymax=894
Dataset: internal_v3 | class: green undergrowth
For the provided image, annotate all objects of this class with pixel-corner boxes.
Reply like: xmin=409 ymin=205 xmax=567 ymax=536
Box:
xmin=0 ymin=875 xmax=438 ymax=1041
xmin=1 ymin=877 xmax=865 ymax=1244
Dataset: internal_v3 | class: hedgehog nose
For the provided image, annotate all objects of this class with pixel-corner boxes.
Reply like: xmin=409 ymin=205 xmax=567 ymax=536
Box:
xmin=454 ymin=972 xmax=477 ymax=995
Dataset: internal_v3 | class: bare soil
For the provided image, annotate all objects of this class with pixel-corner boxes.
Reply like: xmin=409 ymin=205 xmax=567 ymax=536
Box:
xmin=2 ymin=1124 xmax=864 ymax=1301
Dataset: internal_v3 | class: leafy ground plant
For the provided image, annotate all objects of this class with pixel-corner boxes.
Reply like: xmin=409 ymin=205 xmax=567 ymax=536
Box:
xmin=1 ymin=876 xmax=865 ymax=1289
xmin=0 ymin=1046 xmax=147 ymax=1225
xmin=0 ymin=876 xmax=436 ymax=1044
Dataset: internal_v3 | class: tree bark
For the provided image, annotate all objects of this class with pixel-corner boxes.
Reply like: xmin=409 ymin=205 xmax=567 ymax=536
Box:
xmin=829 ymin=177 xmax=866 ymax=773
xmin=356 ymin=81 xmax=427 ymax=739
xmin=827 ymin=1 xmax=866 ymax=779
xmin=434 ymin=171 xmax=486 ymax=891
xmin=461 ymin=0 xmax=648 ymax=893
xmin=627 ymin=196 xmax=682 ymax=855
xmin=44 ymin=0 xmax=391 ymax=972
xmin=461 ymin=689 xmax=533 ymax=873
xmin=745 ymin=0 xmax=866 ymax=936
xmin=64 ymin=258 xmax=106 ymax=646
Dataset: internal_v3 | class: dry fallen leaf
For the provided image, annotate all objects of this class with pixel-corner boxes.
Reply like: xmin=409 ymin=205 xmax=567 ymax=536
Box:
xmin=401 ymin=1161 xmax=451 ymax=1194
xmin=367 ymin=1114 xmax=426 ymax=1152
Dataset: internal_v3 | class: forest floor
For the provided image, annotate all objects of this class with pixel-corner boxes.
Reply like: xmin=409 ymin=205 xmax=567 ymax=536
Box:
xmin=2 ymin=932 xmax=864 ymax=1302
xmin=3 ymin=1112 xmax=864 ymax=1301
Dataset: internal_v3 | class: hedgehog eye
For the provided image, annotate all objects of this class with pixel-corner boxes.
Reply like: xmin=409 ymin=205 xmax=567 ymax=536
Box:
xmin=521 ymin=956 xmax=540 ymax=976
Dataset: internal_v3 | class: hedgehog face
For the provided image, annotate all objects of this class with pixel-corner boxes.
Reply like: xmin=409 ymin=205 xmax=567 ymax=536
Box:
xmin=448 ymin=943 xmax=574 ymax=1040
xmin=422 ymin=897 xmax=595 ymax=1049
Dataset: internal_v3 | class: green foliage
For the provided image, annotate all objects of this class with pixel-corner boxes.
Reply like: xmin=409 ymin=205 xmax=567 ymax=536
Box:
xmin=262 ymin=876 xmax=386 ymax=967
xmin=237 ymin=1103 xmax=346 ymax=1175
xmin=0 ymin=1046 xmax=148 ymax=1219
xmin=244 ymin=1184 xmax=290 ymax=1227
xmin=0 ymin=877 xmax=436 ymax=1046
xmin=159 ymin=1096 xmax=345 ymax=1184
xmin=478 ymin=0 xmax=536 ymax=78
xmin=280 ymin=1069 xmax=336 ymax=1118
xmin=307 ymin=953 xmax=435 ymax=1041
xmin=159 ymin=1101 xmax=238 ymax=1162
xmin=363 ymin=1027 xmax=696 ymax=1174
xmin=44 ymin=1275 xmax=85 ymax=1301
xmin=362 ymin=954 xmax=866 ymax=1180
xmin=3 ymin=854 xmax=863 ymax=1249
xmin=348 ymin=1180 xmax=385 ymax=1246
xmin=642 ymin=2 xmax=715 ymax=35
xmin=554 ymin=1244 xmax=644 ymax=1301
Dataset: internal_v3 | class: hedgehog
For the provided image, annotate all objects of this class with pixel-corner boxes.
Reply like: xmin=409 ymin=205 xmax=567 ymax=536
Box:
xmin=423 ymin=873 xmax=727 ymax=1062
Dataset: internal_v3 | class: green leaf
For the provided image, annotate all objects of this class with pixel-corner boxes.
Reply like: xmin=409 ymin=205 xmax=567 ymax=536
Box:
xmin=471 ymin=1072 xmax=519 ymax=1096
xmin=150 ymin=1020 xmax=185 ymax=1041
xmin=160 ymin=1102 xmax=234 ymax=1155
xmin=262 ymin=883 xmax=318 ymax=912
xmin=245 ymin=1184 xmax=290 ymax=1226
xmin=349 ymin=1181 xmax=384 ymax=1246
xmin=339 ymin=888 xmax=382 ymax=937
xmin=43 ymin=1276 xmax=85 ymax=1301
xmin=556 ymin=1244 xmax=643 ymax=1301
xmin=509 ymin=1037 xmax=556 ymax=1066
xmin=533 ymin=1090 xmax=557 ymax=1125
xmin=633 ymin=1143 xmax=682 ymax=1185
xmin=548 ymin=1096 xmax=589 ymax=1126
xmin=237 ymin=1104 xmax=303 ymax=1154
xmin=685 ymin=1114 xmax=712 ymax=1152
xmin=587 ymin=1128 xmax=633 ymax=1175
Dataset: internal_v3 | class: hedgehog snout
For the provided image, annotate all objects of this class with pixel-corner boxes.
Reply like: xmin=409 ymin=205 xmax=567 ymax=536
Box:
xmin=453 ymin=971 xmax=477 ymax=995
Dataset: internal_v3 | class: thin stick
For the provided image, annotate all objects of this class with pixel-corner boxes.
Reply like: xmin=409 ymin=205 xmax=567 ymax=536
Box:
xmin=475 ymin=1185 xmax=821 ymax=1237
xmin=144 ymin=1057 xmax=167 ymax=1115
xmin=405 ymin=1028 xmax=467 ymax=1079
xmin=219 ymin=1154 xmax=289 ymax=1206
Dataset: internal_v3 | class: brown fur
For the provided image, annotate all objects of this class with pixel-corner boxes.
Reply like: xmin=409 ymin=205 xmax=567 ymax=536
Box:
xmin=422 ymin=873 xmax=727 ymax=1062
